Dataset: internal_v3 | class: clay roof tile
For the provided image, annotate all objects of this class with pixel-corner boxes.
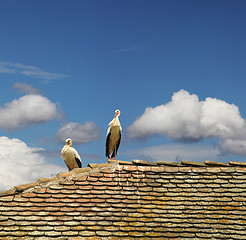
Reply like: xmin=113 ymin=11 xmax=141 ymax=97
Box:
xmin=0 ymin=159 xmax=246 ymax=239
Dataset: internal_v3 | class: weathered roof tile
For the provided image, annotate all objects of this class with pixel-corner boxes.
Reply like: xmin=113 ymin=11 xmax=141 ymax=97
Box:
xmin=1 ymin=159 xmax=246 ymax=239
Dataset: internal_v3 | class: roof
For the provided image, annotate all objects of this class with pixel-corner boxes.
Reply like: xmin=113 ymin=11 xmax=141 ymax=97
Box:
xmin=0 ymin=159 xmax=246 ymax=239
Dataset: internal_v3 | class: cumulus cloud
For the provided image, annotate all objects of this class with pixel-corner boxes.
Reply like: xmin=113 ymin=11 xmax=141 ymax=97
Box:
xmin=127 ymin=89 xmax=246 ymax=156
xmin=0 ymin=136 xmax=66 ymax=191
xmin=125 ymin=144 xmax=220 ymax=163
xmin=0 ymin=94 xmax=58 ymax=131
xmin=219 ymin=139 xmax=246 ymax=156
xmin=0 ymin=61 xmax=69 ymax=80
xmin=13 ymin=82 xmax=43 ymax=95
xmin=56 ymin=122 xmax=101 ymax=145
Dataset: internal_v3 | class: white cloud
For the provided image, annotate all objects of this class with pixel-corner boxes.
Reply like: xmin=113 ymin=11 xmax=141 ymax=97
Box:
xmin=56 ymin=122 xmax=101 ymax=145
xmin=22 ymin=69 xmax=68 ymax=80
xmin=124 ymin=144 xmax=220 ymax=163
xmin=128 ymin=90 xmax=203 ymax=141
xmin=201 ymin=97 xmax=246 ymax=139
xmin=219 ymin=138 xmax=246 ymax=156
xmin=127 ymin=89 xmax=246 ymax=156
xmin=13 ymin=82 xmax=43 ymax=95
xmin=0 ymin=65 xmax=16 ymax=73
xmin=0 ymin=61 xmax=69 ymax=80
xmin=0 ymin=94 xmax=58 ymax=131
xmin=0 ymin=136 xmax=66 ymax=191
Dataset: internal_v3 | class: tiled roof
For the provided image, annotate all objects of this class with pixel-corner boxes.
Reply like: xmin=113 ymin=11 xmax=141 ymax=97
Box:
xmin=0 ymin=159 xmax=246 ymax=239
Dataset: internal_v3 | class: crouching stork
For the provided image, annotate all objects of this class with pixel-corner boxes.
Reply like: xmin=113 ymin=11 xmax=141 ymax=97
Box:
xmin=61 ymin=138 xmax=82 ymax=171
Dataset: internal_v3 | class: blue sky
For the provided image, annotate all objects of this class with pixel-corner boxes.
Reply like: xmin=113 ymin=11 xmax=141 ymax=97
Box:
xmin=0 ymin=0 xmax=246 ymax=189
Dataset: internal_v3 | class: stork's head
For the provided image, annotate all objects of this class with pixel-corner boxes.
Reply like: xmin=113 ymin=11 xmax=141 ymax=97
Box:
xmin=114 ymin=109 xmax=121 ymax=118
xmin=66 ymin=138 xmax=72 ymax=146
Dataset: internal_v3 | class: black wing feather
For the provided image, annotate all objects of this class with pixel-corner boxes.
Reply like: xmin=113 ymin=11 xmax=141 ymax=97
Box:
xmin=106 ymin=131 xmax=111 ymax=158
xmin=75 ymin=157 xmax=82 ymax=168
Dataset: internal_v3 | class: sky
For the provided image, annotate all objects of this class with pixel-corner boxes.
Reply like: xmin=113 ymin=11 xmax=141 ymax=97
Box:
xmin=0 ymin=0 xmax=246 ymax=190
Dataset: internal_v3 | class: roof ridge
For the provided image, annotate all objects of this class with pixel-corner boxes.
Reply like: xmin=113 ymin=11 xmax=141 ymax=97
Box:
xmin=1 ymin=159 xmax=246 ymax=197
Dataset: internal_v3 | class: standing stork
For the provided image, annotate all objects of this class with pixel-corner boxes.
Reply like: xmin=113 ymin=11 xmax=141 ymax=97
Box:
xmin=61 ymin=138 xmax=82 ymax=171
xmin=106 ymin=109 xmax=122 ymax=159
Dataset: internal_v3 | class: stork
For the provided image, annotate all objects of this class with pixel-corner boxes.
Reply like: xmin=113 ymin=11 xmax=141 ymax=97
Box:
xmin=61 ymin=138 xmax=82 ymax=171
xmin=106 ymin=109 xmax=122 ymax=159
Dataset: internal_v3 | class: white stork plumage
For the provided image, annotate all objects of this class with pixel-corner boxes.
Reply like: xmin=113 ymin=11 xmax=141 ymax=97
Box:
xmin=106 ymin=109 xmax=122 ymax=159
xmin=61 ymin=138 xmax=82 ymax=171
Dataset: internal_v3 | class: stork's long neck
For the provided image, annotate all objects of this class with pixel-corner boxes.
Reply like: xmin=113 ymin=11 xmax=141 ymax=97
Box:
xmin=61 ymin=144 xmax=70 ymax=155
xmin=109 ymin=115 xmax=120 ymax=128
